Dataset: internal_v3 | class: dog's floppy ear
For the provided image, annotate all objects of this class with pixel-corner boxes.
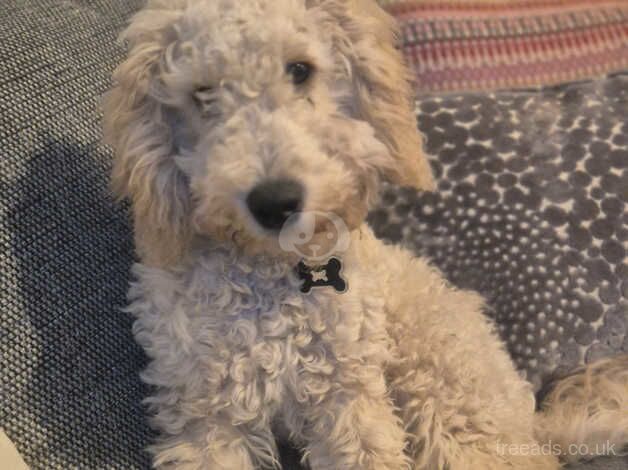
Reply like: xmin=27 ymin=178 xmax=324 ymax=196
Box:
xmin=316 ymin=0 xmax=435 ymax=190
xmin=103 ymin=4 xmax=190 ymax=267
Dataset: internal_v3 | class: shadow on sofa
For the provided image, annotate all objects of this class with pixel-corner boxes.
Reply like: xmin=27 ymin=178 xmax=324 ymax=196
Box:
xmin=4 ymin=134 xmax=154 ymax=468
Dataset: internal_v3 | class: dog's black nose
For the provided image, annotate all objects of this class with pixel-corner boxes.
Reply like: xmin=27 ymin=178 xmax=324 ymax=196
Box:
xmin=246 ymin=178 xmax=304 ymax=230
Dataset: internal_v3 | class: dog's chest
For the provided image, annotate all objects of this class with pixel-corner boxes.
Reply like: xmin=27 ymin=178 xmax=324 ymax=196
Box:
xmin=131 ymin=247 xmax=391 ymax=408
xmin=189 ymin=273 xmax=359 ymax=366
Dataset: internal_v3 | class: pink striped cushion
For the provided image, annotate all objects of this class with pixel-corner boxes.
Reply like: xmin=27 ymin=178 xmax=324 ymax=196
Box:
xmin=383 ymin=0 xmax=628 ymax=92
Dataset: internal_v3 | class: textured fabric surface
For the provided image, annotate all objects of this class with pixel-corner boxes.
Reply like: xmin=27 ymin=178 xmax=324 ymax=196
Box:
xmin=568 ymin=455 xmax=628 ymax=470
xmin=0 ymin=0 xmax=153 ymax=468
xmin=0 ymin=1 xmax=626 ymax=469
xmin=384 ymin=0 xmax=628 ymax=92
xmin=370 ymin=75 xmax=628 ymax=392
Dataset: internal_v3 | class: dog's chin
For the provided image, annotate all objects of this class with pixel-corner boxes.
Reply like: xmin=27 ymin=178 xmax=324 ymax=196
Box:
xmin=203 ymin=200 xmax=368 ymax=262
xmin=217 ymin=224 xmax=298 ymax=262
xmin=239 ymin=206 xmax=366 ymax=263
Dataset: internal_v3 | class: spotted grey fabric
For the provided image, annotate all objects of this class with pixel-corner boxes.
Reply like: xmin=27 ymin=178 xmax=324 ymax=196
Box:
xmin=0 ymin=1 xmax=626 ymax=469
xmin=370 ymin=75 xmax=628 ymax=391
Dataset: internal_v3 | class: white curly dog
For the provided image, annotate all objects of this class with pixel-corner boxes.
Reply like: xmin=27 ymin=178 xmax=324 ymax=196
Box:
xmin=104 ymin=0 xmax=628 ymax=468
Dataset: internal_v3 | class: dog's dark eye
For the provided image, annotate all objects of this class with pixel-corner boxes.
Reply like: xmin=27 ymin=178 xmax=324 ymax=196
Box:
xmin=193 ymin=86 xmax=214 ymax=102
xmin=193 ymin=86 xmax=219 ymax=117
xmin=286 ymin=62 xmax=313 ymax=85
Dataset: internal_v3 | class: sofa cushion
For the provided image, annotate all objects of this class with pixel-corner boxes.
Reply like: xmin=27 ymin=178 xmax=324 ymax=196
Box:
xmin=369 ymin=76 xmax=628 ymax=392
xmin=382 ymin=0 xmax=628 ymax=92
xmin=1 ymin=0 xmax=152 ymax=468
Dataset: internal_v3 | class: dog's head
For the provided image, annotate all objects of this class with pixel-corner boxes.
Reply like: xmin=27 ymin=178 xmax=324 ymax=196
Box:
xmin=104 ymin=0 xmax=433 ymax=266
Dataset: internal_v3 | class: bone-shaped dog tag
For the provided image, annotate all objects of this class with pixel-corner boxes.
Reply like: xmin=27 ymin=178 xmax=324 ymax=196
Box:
xmin=297 ymin=257 xmax=347 ymax=294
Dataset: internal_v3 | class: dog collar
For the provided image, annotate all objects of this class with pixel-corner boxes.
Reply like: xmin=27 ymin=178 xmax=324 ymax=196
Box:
xmin=296 ymin=257 xmax=347 ymax=294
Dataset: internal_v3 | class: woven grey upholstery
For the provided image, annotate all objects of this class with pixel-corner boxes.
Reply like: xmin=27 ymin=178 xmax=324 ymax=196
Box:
xmin=0 ymin=1 xmax=625 ymax=469
xmin=1 ymin=0 xmax=152 ymax=468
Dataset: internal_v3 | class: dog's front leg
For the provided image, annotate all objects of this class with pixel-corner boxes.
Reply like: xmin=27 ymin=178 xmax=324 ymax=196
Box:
xmin=149 ymin=415 xmax=269 ymax=470
xmin=147 ymin=391 xmax=279 ymax=470
xmin=293 ymin=363 xmax=410 ymax=470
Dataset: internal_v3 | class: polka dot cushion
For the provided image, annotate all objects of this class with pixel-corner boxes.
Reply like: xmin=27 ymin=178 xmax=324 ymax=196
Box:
xmin=369 ymin=74 xmax=628 ymax=391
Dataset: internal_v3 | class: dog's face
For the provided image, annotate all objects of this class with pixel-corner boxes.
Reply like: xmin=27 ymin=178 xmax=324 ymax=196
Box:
xmin=176 ymin=0 xmax=389 ymax=251
xmin=104 ymin=0 xmax=434 ymax=266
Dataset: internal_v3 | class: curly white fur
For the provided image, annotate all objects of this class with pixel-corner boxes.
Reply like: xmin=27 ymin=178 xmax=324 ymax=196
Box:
xmin=104 ymin=1 xmax=628 ymax=468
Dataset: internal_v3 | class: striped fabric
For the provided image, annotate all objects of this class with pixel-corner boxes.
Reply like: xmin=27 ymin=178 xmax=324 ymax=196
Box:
xmin=383 ymin=0 xmax=628 ymax=92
